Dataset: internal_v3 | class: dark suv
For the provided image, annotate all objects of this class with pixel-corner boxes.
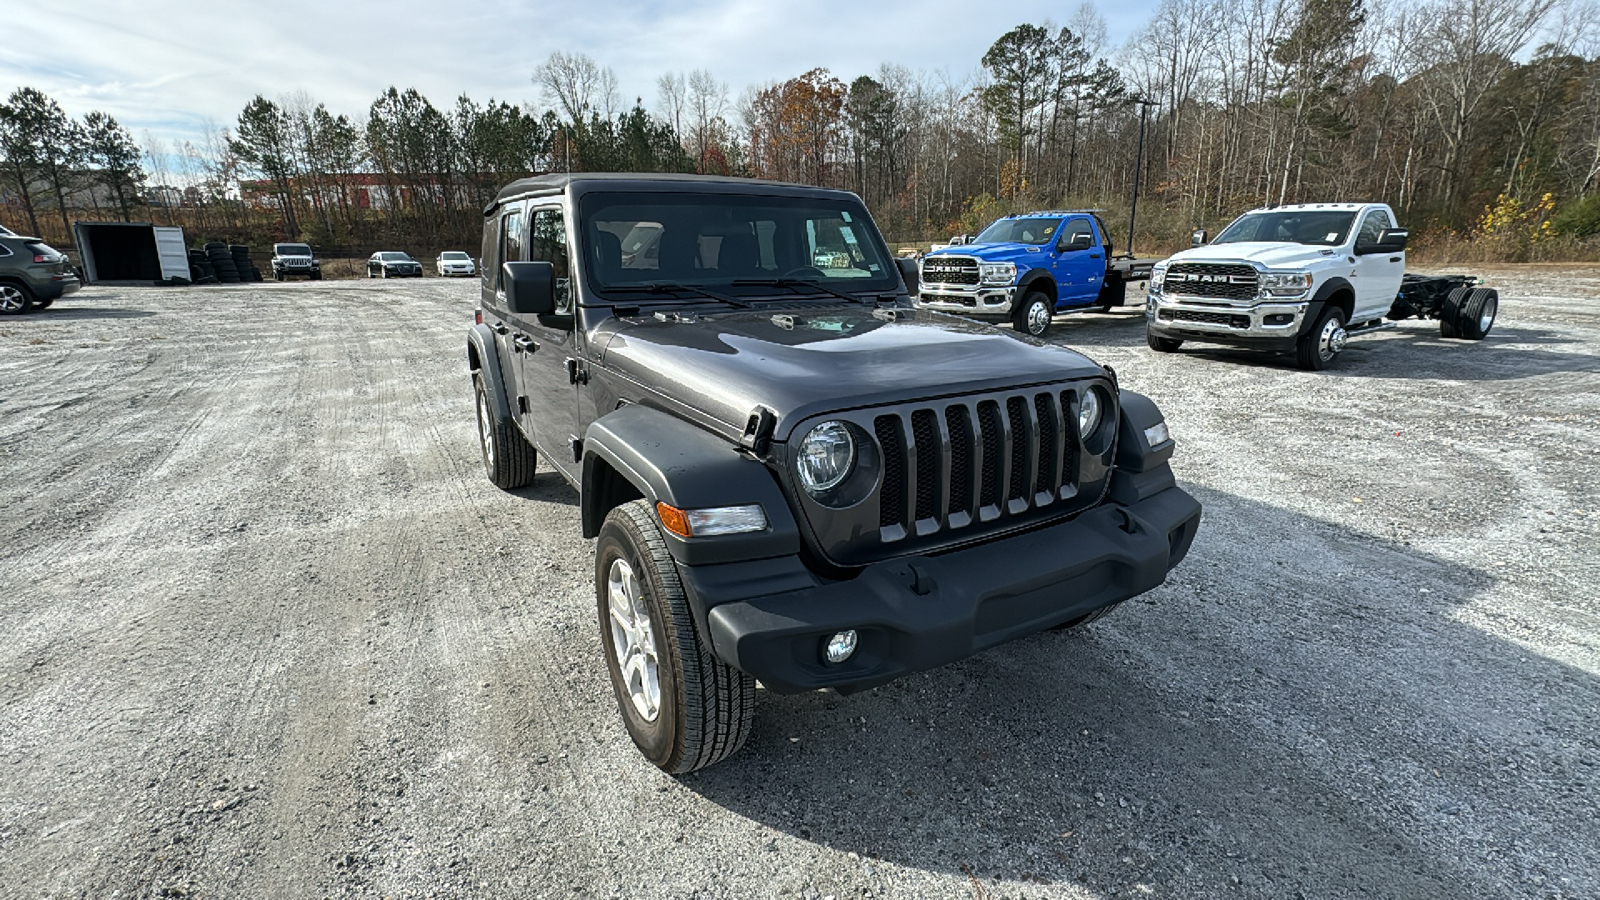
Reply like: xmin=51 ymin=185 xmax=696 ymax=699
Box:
xmin=468 ymin=174 xmax=1201 ymax=773
xmin=0 ymin=231 xmax=79 ymax=314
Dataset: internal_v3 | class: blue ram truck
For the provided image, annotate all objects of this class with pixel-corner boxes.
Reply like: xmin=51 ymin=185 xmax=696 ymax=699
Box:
xmin=914 ymin=211 xmax=1159 ymax=338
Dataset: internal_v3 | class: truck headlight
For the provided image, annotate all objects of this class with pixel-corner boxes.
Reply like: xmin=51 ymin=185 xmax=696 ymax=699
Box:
xmin=797 ymin=421 xmax=856 ymax=494
xmin=1149 ymin=263 xmax=1167 ymax=294
xmin=979 ymin=262 xmax=1016 ymax=286
xmin=1261 ymin=272 xmax=1313 ymax=296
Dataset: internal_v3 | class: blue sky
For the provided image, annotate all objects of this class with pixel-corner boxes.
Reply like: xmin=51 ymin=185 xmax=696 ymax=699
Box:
xmin=2 ymin=0 xmax=1162 ymax=147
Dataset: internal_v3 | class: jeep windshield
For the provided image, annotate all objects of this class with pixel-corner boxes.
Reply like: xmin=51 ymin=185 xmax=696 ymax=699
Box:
xmin=1213 ymin=211 xmax=1357 ymax=246
xmin=973 ymin=217 xmax=1061 ymax=245
xmin=578 ymin=192 xmax=899 ymax=301
xmin=275 ymin=244 xmax=311 ymax=255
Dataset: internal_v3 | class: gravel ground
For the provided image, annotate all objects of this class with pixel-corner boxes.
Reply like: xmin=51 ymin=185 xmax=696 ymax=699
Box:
xmin=1 ymin=267 xmax=1596 ymax=900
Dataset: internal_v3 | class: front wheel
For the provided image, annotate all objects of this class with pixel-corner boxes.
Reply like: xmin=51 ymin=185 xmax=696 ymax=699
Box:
xmin=1012 ymin=291 xmax=1054 ymax=338
xmin=1296 ymin=305 xmax=1347 ymax=371
xmin=473 ymin=373 xmax=536 ymax=488
xmin=597 ymin=500 xmax=755 ymax=774
xmin=1147 ymin=332 xmax=1182 ymax=353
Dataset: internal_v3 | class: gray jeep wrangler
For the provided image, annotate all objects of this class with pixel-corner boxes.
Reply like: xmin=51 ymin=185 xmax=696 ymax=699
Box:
xmin=468 ymin=173 xmax=1201 ymax=773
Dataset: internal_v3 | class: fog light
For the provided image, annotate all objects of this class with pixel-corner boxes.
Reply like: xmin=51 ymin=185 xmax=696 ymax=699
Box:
xmin=824 ymin=630 xmax=858 ymax=664
xmin=1143 ymin=421 xmax=1171 ymax=447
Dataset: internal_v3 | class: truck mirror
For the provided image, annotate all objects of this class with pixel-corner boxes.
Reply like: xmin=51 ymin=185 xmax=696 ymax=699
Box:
xmin=502 ymin=260 xmax=556 ymax=315
xmin=1356 ymin=228 xmax=1409 ymax=255
xmin=895 ymin=256 xmax=919 ymax=295
xmin=1191 ymin=229 xmax=1208 ymax=247
xmin=1061 ymin=232 xmax=1093 ymax=251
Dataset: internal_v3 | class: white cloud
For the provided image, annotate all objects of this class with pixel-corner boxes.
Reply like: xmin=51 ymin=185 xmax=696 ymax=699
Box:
xmin=2 ymin=0 xmax=1159 ymax=144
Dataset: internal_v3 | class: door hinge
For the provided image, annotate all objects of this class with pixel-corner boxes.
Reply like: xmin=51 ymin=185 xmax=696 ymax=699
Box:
xmin=566 ymin=358 xmax=589 ymax=385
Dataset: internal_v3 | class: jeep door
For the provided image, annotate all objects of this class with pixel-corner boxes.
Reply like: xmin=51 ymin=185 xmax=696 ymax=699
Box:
xmin=1352 ymin=207 xmax=1404 ymax=320
xmin=512 ymin=203 xmax=583 ymax=482
xmin=1053 ymin=215 xmax=1104 ymax=306
xmin=485 ymin=203 xmax=525 ymax=426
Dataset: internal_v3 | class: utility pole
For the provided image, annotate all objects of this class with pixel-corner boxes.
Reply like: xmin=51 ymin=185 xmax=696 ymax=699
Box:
xmin=1127 ymin=97 xmax=1157 ymax=258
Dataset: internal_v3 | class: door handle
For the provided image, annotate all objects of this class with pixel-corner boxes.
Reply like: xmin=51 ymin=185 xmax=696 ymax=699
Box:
xmin=513 ymin=334 xmax=536 ymax=353
xmin=1089 ymin=253 xmax=1102 ymax=259
xmin=1389 ymin=256 xmax=1402 ymax=263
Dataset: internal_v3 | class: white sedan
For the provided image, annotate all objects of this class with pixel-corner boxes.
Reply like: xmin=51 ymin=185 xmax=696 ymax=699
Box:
xmin=436 ymin=251 xmax=477 ymax=277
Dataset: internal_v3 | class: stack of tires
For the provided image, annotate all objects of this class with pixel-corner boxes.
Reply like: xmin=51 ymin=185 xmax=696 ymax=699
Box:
xmin=230 ymin=245 xmax=263 ymax=283
xmin=188 ymin=250 xmax=217 ymax=285
xmin=205 ymin=242 xmax=242 ymax=284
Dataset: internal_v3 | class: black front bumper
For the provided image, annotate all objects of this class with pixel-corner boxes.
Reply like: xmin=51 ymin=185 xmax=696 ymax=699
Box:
xmin=691 ymin=485 xmax=1200 ymax=694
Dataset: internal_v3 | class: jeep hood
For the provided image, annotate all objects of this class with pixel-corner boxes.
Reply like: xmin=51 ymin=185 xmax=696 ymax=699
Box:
xmin=596 ymin=307 xmax=1105 ymax=440
xmin=1166 ymin=242 xmax=1341 ymax=270
xmin=928 ymin=242 xmax=1044 ymax=262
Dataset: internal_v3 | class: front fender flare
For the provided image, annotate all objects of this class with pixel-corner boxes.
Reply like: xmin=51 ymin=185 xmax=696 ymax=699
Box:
xmin=466 ymin=323 xmax=512 ymax=423
xmin=582 ymin=404 xmax=802 ymax=565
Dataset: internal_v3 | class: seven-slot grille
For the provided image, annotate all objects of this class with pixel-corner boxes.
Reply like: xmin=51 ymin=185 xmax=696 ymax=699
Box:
xmin=873 ymin=387 xmax=1085 ymax=540
xmin=921 ymin=256 xmax=981 ymax=286
xmin=1165 ymin=263 xmax=1258 ymax=301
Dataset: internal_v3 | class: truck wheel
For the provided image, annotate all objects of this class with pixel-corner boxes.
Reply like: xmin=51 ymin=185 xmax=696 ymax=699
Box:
xmin=1457 ymin=288 xmax=1498 ymax=340
xmin=0 ymin=283 xmax=34 ymax=314
xmin=310 ymin=271 xmax=322 ymax=281
xmin=1013 ymin=291 xmax=1054 ymax=338
xmin=596 ymin=499 xmax=755 ymax=774
xmin=1147 ymin=333 xmax=1182 ymax=353
xmin=1439 ymin=287 xmax=1469 ymax=338
xmin=1296 ymin=306 xmax=1347 ymax=371
xmin=473 ymin=373 xmax=536 ymax=489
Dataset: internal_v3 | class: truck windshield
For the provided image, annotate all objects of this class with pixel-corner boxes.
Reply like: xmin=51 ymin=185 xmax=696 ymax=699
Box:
xmin=1213 ymin=211 xmax=1357 ymax=246
xmin=578 ymin=192 xmax=899 ymax=299
xmin=974 ymin=217 xmax=1062 ymax=246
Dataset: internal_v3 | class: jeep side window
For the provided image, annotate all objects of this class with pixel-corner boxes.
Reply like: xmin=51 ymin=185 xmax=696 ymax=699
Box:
xmin=495 ymin=208 xmax=523 ymax=293
xmin=1357 ymin=209 xmax=1393 ymax=246
xmin=528 ymin=207 xmax=571 ymax=313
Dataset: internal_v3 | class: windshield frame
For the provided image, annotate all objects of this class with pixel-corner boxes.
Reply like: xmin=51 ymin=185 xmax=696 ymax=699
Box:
xmin=275 ymin=243 xmax=311 ymax=256
xmin=1213 ymin=210 xmax=1359 ymax=247
xmin=974 ymin=217 xmax=1064 ymax=246
xmin=574 ymin=190 xmax=901 ymax=305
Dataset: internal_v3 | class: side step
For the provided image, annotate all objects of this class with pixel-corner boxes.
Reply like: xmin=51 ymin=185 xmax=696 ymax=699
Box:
xmin=1344 ymin=321 xmax=1396 ymax=337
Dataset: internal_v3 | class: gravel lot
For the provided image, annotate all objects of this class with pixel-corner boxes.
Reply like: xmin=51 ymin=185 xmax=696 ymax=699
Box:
xmin=2 ymin=267 xmax=1596 ymax=899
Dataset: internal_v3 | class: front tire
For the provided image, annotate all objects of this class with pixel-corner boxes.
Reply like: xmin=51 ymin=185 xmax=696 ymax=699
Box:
xmin=1012 ymin=291 xmax=1054 ymax=338
xmin=1296 ymin=305 xmax=1347 ymax=371
xmin=0 ymin=282 xmax=34 ymax=315
xmin=597 ymin=500 xmax=755 ymax=774
xmin=473 ymin=373 xmax=536 ymax=489
xmin=1147 ymin=332 xmax=1182 ymax=353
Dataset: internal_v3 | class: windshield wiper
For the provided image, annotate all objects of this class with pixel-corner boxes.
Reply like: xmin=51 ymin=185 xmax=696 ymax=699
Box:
xmin=729 ymin=277 xmax=871 ymax=305
xmin=601 ymin=282 xmax=750 ymax=308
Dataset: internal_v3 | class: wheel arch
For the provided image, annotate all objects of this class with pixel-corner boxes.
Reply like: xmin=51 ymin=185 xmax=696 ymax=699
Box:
xmin=580 ymin=404 xmax=802 ymax=566
xmin=466 ymin=323 xmax=512 ymax=422
xmin=1017 ymin=269 xmax=1056 ymax=300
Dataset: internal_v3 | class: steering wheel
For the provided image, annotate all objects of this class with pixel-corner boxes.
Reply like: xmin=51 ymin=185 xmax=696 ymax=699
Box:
xmin=779 ymin=266 xmax=825 ymax=279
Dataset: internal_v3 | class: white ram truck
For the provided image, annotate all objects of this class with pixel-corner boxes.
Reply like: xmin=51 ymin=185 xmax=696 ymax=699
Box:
xmin=1145 ymin=202 xmax=1499 ymax=369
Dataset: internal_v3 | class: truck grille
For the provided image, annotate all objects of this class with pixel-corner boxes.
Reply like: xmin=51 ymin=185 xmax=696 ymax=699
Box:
xmin=921 ymin=256 xmax=980 ymax=286
xmin=1161 ymin=309 xmax=1251 ymax=328
xmin=1165 ymin=263 xmax=1258 ymax=301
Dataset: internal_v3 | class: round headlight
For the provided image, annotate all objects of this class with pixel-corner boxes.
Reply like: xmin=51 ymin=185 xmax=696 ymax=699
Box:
xmin=1078 ymin=388 xmax=1104 ymax=440
xmin=797 ymin=421 xmax=856 ymax=494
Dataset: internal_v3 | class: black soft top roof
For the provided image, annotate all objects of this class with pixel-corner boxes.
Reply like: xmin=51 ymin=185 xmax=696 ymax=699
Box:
xmin=487 ymin=172 xmax=859 ymax=214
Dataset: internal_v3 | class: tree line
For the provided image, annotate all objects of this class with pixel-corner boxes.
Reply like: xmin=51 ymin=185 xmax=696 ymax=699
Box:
xmin=3 ymin=0 xmax=1597 ymax=260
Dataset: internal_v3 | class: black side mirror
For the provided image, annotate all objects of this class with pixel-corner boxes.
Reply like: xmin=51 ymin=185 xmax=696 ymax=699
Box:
xmin=1191 ymin=229 xmax=1208 ymax=247
xmin=895 ymin=256 xmax=919 ymax=295
xmin=1356 ymin=228 xmax=1409 ymax=255
xmin=1060 ymin=232 xmax=1094 ymax=252
xmin=503 ymin=260 xmax=555 ymax=315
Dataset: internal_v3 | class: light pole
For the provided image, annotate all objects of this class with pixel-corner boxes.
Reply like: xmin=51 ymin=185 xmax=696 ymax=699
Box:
xmin=1127 ymin=97 xmax=1158 ymax=258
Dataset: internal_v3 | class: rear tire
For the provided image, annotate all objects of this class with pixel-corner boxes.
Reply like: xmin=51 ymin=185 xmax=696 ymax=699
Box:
xmin=33 ymin=298 xmax=53 ymax=309
xmin=1296 ymin=305 xmax=1347 ymax=371
xmin=1456 ymin=288 xmax=1498 ymax=340
xmin=473 ymin=373 xmax=536 ymax=489
xmin=1147 ymin=332 xmax=1183 ymax=353
xmin=597 ymin=500 xmax=756 ymax=774
xmin=1439 ymin=287 xmax=1469 ymax=338
xmin=1012 ymin=290 xmax=1054 ymax=338
xmin=0 ymin=282 xmax=35 ymax=314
